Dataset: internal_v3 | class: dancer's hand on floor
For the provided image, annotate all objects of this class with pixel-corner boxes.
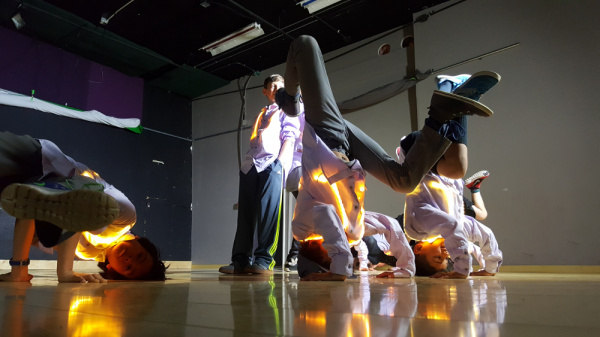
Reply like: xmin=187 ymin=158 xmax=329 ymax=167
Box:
xmin=58 ymin=271 xmax=107 ymax=283
xmin=470 ymin=270 xmax=496 ymax=277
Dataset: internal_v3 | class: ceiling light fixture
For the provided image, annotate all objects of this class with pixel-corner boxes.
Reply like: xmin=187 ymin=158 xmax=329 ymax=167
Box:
xmin=11 ymin=3 xmax=26 ymax=30
xmin=200 ymin=22 xmax=264 ymax=56
xmin=298 ymin=0 xmax=342 ymax=14
xmin=11 ymin=12 xmax=25 ymax=29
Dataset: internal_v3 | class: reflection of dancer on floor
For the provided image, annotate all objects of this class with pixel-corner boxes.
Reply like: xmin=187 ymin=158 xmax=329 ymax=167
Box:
xmin=277 ymin=35 xmax=495 ymax=281
xmin=290 ymin=274 xmax=417 ymax=336
xmin=414 ymin=278 xmax=506 ymax=335
xmin=402 ymin=72 xmax=503 ymax=278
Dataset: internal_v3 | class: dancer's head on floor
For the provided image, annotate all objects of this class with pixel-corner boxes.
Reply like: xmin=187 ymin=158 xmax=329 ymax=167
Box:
xmin=413 ymin=238 xmax=453 ymax=276
xmin=98 ymin=236 xmax=167 ymax=281
xmin=297 ymin=239 xmax=331 ymax=278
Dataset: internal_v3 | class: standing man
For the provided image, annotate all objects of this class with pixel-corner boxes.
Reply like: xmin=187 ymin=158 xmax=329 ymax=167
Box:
xmin=220 ymin=74 xmax=302 ymax=275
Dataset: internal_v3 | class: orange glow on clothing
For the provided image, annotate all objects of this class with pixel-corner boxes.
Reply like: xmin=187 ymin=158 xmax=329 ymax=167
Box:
xmin=302 ymin=234 xmax=324 ymax=241
xmin=250 ymin=108 xmax=266 ymax=140
xmin=311 ymin=171 xmax=365 ymax=246
xmin=428 ymin=180 xmax=454 ymax=216
xmin=251 ymin=106 xmax=280 ymax=142
xmin=75 ymin=227 xmax=133 ymax=261
xmin=81 ymin=227 xmax=132 ymax=247
xmin=81 ymin=169 xmax=96 ymax=178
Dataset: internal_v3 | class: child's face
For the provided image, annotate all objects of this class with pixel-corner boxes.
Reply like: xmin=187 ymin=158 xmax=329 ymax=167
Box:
xmin=415 ymin=238 xmax=449 ymax=271
xmin=263 ymin=80 xmax=284 ymax=103
xmin=106 ymin=239 xmax=154 ymax=279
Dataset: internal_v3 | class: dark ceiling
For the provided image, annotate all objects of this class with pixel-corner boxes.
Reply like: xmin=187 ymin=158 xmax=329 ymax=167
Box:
xmin=1 ymin=0 xmax=452 ymax=98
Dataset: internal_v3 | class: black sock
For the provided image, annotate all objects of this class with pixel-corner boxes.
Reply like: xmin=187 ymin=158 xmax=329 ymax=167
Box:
xmin=453 ymin=115 xmax=468 ymax=145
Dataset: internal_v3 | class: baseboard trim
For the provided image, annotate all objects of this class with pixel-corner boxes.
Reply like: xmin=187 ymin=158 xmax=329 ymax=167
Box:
xmin=192 ymin=264 xmax=223 ymax=270
xmin=193 ymin=264 xmax=600 ymax=274
xmin=497 ymin=265 xmax=600 ymax=274
xmin=0 ymin=260 xmax=192 ymax=270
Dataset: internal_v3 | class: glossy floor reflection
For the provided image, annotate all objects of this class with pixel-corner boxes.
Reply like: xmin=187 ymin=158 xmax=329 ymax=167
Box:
xmin=1 ymin=269 xmax=599 ymax=337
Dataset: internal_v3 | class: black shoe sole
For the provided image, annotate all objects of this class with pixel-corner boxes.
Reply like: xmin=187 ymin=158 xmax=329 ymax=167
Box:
xmin=430 ymin=90 xmax=493 ymax=119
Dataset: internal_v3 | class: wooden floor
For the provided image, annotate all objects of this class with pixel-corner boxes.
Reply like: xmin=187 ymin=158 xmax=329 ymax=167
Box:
xmin=1 ymin=268 xmax=599 ymax=336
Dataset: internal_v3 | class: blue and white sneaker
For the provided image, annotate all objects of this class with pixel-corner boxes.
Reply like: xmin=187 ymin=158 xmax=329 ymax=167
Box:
xmin=0 ymin=175 xmax=119 ymax=232
xmin=452 ymin=71 xmax=501 ymax=101
xmin=436 ymin=74 xmax=472 ymax=92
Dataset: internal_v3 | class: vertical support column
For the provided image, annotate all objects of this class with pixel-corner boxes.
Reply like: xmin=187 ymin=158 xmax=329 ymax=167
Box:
xmin=281 ymin=190 xmax=290 ymax=270
xmin=403 ymin=25 xmax=419 ymax=132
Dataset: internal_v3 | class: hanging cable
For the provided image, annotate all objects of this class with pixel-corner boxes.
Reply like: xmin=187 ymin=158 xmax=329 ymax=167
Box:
xmin=100 ymin=0 xmax=135 ymax=25
xmin=237 ymin=75 xmax=253 ymax=168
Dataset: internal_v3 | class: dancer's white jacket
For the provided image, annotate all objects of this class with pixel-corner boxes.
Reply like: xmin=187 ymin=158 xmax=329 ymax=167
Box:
xmin=403 ymin=168 xmax=503 ymax=275
xmin=292 ymin=124 xmax=414 ymax=277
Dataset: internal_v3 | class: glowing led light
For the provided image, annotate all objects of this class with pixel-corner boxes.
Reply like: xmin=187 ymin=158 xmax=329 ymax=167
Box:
xmin=313 ymin=173 xmax=328 ymax=183
xmin=303 ymin=234 xmax=324 ymax=241
xmin=422 ymin=236 xmax=443 ymax=244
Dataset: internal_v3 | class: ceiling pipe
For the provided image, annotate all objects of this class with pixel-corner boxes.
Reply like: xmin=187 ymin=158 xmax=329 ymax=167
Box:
xmin=194 ymin=0 xmax=355 ymax=74
xmin=311 ymin=14 xmax=351 ymax=42
xmin=225 ymin=0 xmax=295 ymax=40
xmin=18 ymin=0 xmax=177 ymax=66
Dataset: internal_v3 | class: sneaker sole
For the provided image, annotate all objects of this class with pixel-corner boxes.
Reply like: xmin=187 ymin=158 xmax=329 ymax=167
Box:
xmin=453 ymin=71 xmax=501 ymax=100
xmin=431 ymin=90 xmax=493 ymax=117
xmin=463 ymin=70 xmax=501 ymax=82
xmin=1 ymin=183 xmax=120 ymax=232
xmin=465 ymin=170 xmax=490 ymax=188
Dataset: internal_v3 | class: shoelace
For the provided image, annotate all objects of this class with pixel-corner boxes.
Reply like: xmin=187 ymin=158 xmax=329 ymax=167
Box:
xmin=64 ymin=178 xmax=105 ymax=192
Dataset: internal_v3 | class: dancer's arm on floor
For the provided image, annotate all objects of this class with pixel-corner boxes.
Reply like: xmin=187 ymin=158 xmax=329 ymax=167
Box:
xmin=0 ymin=219 xmax=35 ymax=282
xmin=56 ymin=233 xmax=106 ymax=283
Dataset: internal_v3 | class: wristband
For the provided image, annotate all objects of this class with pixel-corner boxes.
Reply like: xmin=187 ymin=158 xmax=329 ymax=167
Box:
xmin=9 ymin=258 xmax=30 ymax=266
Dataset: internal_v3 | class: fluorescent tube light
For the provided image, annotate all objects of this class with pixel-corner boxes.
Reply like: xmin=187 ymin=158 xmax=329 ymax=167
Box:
xmin=11 ymin=12 xmax=25 ymax=29
xmin=200 ymin=22 xmax=264 ymax=56
xmin=299 ymin=0 xmax=342 ymax=14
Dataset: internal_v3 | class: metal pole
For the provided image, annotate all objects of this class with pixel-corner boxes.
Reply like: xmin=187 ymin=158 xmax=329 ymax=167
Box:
xmin=433 ymin=43 xmax=520 ymax=74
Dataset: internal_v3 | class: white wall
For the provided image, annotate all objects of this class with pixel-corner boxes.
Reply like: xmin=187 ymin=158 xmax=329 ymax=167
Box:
xmin=192 ymin=0 xmax=600 ymax=266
